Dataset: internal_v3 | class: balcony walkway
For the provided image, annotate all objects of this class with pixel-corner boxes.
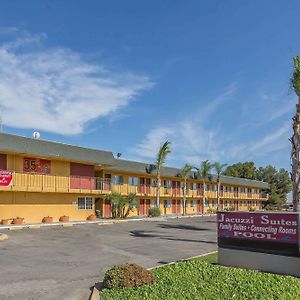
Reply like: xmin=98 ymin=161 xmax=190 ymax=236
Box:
xmin=0 ymin=171 xmax=268 ymax=200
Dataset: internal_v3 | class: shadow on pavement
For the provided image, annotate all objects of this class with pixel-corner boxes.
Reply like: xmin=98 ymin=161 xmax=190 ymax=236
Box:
xmin=130 ymin=230 xmax=217 ymax=245
xmin=157 ymin=223 xmax=210 ymax=231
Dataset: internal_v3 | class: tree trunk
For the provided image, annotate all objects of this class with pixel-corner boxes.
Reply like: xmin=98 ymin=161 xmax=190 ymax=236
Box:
xmin=291 ymin=97 xmax=300 ymax=212
xmin=217 ymin=177 xmax=221 ymax=211
xmin=202 ymin=180 xmax=206 ymax=214
xmin=156 ymin=173 xmax=161 ymax=209
xmin=183 ymin=178 xmax=187 ymax=215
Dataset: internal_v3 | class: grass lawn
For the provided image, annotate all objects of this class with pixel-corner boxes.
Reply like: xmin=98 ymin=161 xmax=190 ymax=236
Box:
xmin=100 ymin=253 xmax=300 ymax=300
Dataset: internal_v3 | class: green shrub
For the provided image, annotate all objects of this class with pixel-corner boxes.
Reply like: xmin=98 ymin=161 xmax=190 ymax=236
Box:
xmin=266 ymin=205 xmax=278 ymax=211
xmin=148 ymin=207 xmax=161 ymax=217
xmin=102 ymin=263 xmax=156 ymax=289
xmin=207 ymin=207 xmax=217 ymax=214
xmin=101 ymin=253 xmax=300 ymax=300
xmin=223 ymin=206 xmax=235 ymax=212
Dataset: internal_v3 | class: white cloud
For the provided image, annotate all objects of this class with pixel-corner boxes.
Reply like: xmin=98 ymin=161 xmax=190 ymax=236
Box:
xmin=226 ymin=122 xmax=291 ymax=161
xmin=130 ymin=82 xmax=292 ymax=168
xmin=0 ymin=29 xmax=152 ymax=135
xmin=130 ymin=83 xmax=236 ymax=166
xmin=250 ymin=122 xmax=290 ymax=152
xmin=132 ymin=127 xmax=174 ymax=159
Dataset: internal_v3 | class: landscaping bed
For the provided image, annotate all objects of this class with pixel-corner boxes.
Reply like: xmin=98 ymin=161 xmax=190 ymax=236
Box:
xmin=100 ymin=253 xmax=300 ymax=300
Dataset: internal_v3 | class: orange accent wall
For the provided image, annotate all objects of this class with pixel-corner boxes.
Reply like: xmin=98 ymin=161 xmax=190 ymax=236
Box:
xmin=0 ymin=154 xmax=7 ymax=170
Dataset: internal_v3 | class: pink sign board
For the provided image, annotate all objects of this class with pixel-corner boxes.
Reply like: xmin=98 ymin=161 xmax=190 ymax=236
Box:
xmin=0 ymin=170 xmax=13 ymax=186
xmin=218 ymin=212 xmax=299 ymax=244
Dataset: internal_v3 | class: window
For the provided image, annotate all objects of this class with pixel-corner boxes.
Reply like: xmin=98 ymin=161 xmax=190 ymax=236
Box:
xmin=112 ymin=175 xmax=124 ymax=185
xmin=151 ymin=200 xmax=157 ymax=208
xmin=190 ymin=200 xmax=196 ymax=207
xmin=151 ymin=179 xmax=156 ymax=187
xmin=224 ymin=200 xmax=228 ymax=206
xmin=163 ymin=180 xmax=171 ymax=188
xmin=211 ymin=200 xmax=215 ymax=207
xmin=77 ymin=197 xmax=93 ymax=210
xmin=205 ymin=199 xmax=209 ymax=207
xmin=128 ymin=176 xmax=139 ymax=186
xmin=190 ymin=183 xmax=197 ymax=190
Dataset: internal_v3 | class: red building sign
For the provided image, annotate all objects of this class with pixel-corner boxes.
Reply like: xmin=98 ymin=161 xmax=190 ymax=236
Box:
xmin=218 ymin=212 xmax=299 ymax=244
xmin=23 ymin=158 xmax=51 ymax=174
xmin=0 ymin=170 xmax=13 ymax=186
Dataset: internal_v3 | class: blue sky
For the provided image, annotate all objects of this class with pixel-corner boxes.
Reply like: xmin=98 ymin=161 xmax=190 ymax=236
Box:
xmin=0 ymin=1 xmax=299 ymax=170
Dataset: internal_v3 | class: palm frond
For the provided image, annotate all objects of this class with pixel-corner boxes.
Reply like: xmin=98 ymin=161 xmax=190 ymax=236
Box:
xmin=197 ymin=160 xmax=212 ymax=179
xmin=180 ymin=163 xmax=193 ymax=178
xmin=213 ymin=162 xmax=227 ymax=175
xmin=155 ymin=141 xmax=171 ymax=170
xmin=291 ymin=56 xmax=300 ymax=96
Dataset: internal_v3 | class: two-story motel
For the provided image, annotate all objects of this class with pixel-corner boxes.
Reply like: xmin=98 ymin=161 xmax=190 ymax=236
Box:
xmin=0 ymin=132 xmax=269 ymax=224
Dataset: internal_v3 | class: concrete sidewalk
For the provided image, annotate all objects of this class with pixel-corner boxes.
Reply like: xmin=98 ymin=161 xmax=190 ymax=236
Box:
xmin=0 ymin=213 xmax=214 ymax=231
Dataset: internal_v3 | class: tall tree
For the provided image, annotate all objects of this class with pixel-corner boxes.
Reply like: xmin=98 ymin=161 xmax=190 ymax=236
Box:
xmin=290 ymin=56 xmax=300 ymax=212
xmin=196 ymin=160 xmax=213 ymax=213
xmin=225 ymin=162 xmax=292 ymax=208
xmin=155 ymin=141 xmax=171 ymax=209
xmin=257 ymin=166 xmax=292 ymax=207
xmin=180 ymin=164 xmax=193 ymax=215
xmin=223 ymin=162 xmax=257 ymax=180
xmin=213 ymin=162 xmax=227 ymax=210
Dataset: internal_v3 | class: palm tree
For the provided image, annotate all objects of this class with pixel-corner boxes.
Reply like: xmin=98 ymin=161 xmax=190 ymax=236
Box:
xmin=290 ymin=56 xmax=300 ymax=212
xmin=180 ymin=164 xmax=193 ymax=215
xmin=213 ymin=162 xmax=227 ymax=211
xmin=196 ymin=160 xmax=213 ymax=213
xmin=104 ymin=192 xmax=137 ymax=218
xmin=155 ymin=141 xmax=171 ymax=209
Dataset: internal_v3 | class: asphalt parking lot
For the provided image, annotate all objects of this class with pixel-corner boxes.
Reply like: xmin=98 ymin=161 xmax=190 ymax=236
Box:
xmin=0 ymin=216 xmax=217 ymax=300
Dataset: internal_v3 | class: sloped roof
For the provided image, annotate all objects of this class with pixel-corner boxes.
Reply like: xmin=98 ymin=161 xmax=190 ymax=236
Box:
xmin=108 ymin=159 xmax=269 ymax=188
xmin=0 ymin=132 xmax=115 ymax=165
xmin=0 ymin=132 xmax=269 ymax=188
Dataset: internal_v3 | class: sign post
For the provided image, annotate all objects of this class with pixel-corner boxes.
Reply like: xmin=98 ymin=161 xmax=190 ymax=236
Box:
xmin=217 ymin=211 xmax=300 ymax=277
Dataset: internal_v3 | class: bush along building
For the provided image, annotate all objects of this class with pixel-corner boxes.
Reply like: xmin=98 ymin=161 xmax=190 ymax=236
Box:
xmin=0 ymin=133 xmax=268 ymax=224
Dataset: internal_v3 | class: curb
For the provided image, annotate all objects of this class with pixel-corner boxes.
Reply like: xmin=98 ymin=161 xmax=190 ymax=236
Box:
xmin=89 ymin=287 xmax=100 ymax=300
xmin=28 ymin=225 xmax=41 ymax=229
xmin=148 ymin=251 xmax=218 ymax=270
xmin=0 ymin=214 xmax=216 ymax=232
xmin=98 ymin=222 xmax=114 ymax=226
xmin=8 ymin=227 xmax=22 ymax=231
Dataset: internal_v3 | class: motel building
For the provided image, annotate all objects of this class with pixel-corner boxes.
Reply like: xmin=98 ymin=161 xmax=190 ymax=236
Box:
xmin=0 ymin=133 xmax=269 ymax=224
